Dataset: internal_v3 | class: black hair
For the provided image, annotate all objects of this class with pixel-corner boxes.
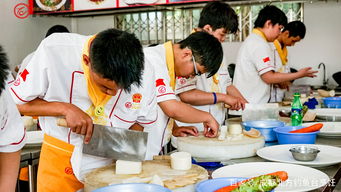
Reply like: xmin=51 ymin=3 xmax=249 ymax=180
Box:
xmin=89 ymin=28 xmax=144 ymax=92
xmin=284 ymin=21 xmax=306 ymax=39
xmin=178 ymin=31 xmax=223 ymax=78
xmin=198 ymin=1 xmax=238 ymax=34
xmin=45 ymin=25 xmax=70 ymax=38
xmin=254 ymin=5 xmax=287 ymax=28
xmin=0 ymin=45 xmax=9 ymax=95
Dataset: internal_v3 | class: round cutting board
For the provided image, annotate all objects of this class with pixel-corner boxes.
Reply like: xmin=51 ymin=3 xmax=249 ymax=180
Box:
xmin=84 ymin=159 xmax=208 ymax=192
xmin=177 ymin=134 xmax=265 ymax=160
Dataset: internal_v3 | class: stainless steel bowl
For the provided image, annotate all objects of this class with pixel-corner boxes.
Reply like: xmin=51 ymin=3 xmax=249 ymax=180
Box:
xmin=289 ymin=145 xmax=320 ymax=161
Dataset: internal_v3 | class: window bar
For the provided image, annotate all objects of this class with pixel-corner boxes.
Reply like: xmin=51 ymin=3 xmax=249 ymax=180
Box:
xmin=162 ymin=11 xmax=167 ymax=43
xmin=146 ymin=12 xmax=151 ymax=45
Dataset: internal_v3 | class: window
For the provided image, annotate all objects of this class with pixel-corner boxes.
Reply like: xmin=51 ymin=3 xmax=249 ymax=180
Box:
xmin=113 ymin=2 xmax=303 ymax=45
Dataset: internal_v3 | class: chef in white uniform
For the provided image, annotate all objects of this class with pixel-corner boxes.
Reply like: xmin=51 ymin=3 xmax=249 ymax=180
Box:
xmin=144 ymin=31 xmax=223 ymax=155
xmin=0 ymin=45 xmax=26 ymax=192
xmin=270 ymin=21 xmax=306 ymax=102
xmin=233 ymin=5 xmax=316 ymax=104
xmin=175 ymin=1 xmax=247 ymax=132
xmin=9 ymin=29 xmax=157 ymax=192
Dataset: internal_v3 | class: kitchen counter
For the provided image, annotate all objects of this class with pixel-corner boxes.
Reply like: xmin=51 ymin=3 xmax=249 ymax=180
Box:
xmin=203 ymin=135 xmax=341 ymax=192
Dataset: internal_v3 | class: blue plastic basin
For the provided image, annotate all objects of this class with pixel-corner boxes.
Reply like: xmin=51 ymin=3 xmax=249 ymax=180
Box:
xmin=93 ymin=183 xmax=172 ymax=192
xmin=273 ymin=126 xmax=319 ymax=144
xmin=242 ymin=120 xmax=285 ymax=142
xmin=323 ymin=97 xmax=341 ymax=108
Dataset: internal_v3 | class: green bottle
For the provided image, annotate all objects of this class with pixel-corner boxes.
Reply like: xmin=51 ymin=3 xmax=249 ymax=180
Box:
xmin=291 ymin=93 xmax=303 ymax=126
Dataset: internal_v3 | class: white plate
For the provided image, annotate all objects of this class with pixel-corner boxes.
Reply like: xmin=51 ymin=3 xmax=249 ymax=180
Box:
xmin=310 ymin=108 xmax=341 ymax=121
xmin=212 ymin=162 xmax=329 ymax=192
xmin=26 ymin=131 xmax=44 ymax=146
xmin=303 ymin=122 xmax=341 ymax=137
xmin=257 ymin=144 xmax=341 ymax=167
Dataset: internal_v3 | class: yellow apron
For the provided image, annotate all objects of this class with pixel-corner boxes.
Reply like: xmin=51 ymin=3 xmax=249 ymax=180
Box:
xmin=163 ymin=41 xmax=176 ymax=142
xmin=273 ymin=39 xmax=288 ymax=72
xmin=37 ymin=134 xmax=83 ymax=192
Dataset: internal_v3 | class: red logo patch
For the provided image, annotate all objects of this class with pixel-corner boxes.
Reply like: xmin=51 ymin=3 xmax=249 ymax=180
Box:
xmin=158 ymin=86 xmax=166 ymax=94
xmin=132 ymin=93 xmax=142 ymax=103
xmin=14 ymin=3 xmax=30 ymax=19
xmin=20 ymin=69 xmax=29 ymax=82
xmin=156 ymin=79 xmax=166 ymax=87
xmin=179 ymin=78 xmax=186 ymax=85
xmin=125 ymin=102 xmax=132 ymax=108
xmin=263 ymin=57 xmax=270 ymax=63
xmin=64 ymin=167 xmax=73 ymax=175
xmin=13 ymin=78 xmax=20 ymax=86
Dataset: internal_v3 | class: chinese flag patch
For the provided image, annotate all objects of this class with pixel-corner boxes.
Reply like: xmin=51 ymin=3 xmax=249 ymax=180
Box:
xmin=20 ymin=69 xmax=29 ymax=82
xmin=156 ymin=79 xmax=166 ymax=87
xmin=263 ymin=57 xmax=270 ymax=63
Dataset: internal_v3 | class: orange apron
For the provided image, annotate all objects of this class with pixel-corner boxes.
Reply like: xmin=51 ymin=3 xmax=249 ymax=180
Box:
xmin=37 ymin=134 xmax=83 ymax=192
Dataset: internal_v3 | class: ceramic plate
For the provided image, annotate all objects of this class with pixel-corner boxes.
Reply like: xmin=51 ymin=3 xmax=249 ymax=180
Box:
xmin=212 ymin=162 xmax=329 ymax=192
xmin=257 ymin=144 xmax=341 ymax=167
xmin=303 ymin=122 xmax=341 ymax=137
xmin=310 ymin=108 xmax=341 ymax=121
xmin=26 ymin=131 xmax=44 ymax=146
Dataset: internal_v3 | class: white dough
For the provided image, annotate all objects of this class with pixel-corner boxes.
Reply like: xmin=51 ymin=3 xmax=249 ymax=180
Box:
xmin=170 ymin=152 xmax=192 ymax=171
xmin=229 ymin=124 xmax=242 ymax=135
xmin=115 ymin=160 xmax=142 ymax=175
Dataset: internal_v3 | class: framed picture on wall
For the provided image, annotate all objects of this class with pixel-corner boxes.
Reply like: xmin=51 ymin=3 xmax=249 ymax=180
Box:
xmin=74 ymin=0 xmax=117 ymax=11
xmin=30 ymin=0 xmax=72 ymax=12
xmin=119 ymin=0 xmax=167 ymax=8
xmin=168 ymin=0 xmax=209 ymax=3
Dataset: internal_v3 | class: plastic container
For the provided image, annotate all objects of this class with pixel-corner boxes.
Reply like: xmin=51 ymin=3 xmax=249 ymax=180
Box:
xmin=273 ymin=126 xmax=319 ymax=144
xmin=196 ymin=177 xmax=274 ymax=192
xmin=93 ymin=183 xmax=172 ymax=192
xmin=242 ymin=120 xmax=285 ymax=142
xmin=323 ymin=97 xmax=341 ymax=108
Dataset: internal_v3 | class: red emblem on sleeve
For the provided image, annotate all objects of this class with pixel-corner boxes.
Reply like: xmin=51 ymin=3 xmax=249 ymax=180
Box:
xmin=125 ymin=102 xmax=132 ymax=109
xmin=158 ymin=86 xmax=166 ymax=93
xmin=156 ymin=79 xmax=166 ymax=87
xmin=13 ymin=78 xmax=20 ymax=86
xmin=263 ymin=57 xmax=270 ymax=63
xmin=20 ymin=69 xmax=29 ymax=82
xmin=179 ymin=78 xmax=186 ymax=85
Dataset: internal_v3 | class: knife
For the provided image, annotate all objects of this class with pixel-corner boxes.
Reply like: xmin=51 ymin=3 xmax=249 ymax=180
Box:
xmin=57 ymin=118 xmax=148 ymax=161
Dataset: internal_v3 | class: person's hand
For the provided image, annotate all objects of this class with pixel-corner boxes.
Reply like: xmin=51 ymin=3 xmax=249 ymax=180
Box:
xmin=64 ymin=103 xmax=93 ymax=144
xmin=224 ymin=95 xmax=243 ymax=110
xmin=298 ymin=67 xmax=318 ymax=78
xmin=203 ymin=114 xmax=219 ymax=138
xmin=172 ymin=126 xmax=199 ymax=137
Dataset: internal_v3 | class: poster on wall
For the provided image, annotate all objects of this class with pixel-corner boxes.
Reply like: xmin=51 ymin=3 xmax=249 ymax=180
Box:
xmin=168 ymin=0 xmax=208 ymax=3
xmin=119 ymin=0 xmax=166 ymax=8
xmin=31 ymin=0 xmax=72 ymax=12
xmin=74 ymin=0 xmax=117 ymax=11
xmin=30 ymin=0 xmax=212 ymax=14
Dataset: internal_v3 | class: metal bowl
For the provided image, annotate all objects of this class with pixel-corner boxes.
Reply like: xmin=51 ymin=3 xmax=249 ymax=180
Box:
xmin=289 ymin=145 xmax=320 ymax=161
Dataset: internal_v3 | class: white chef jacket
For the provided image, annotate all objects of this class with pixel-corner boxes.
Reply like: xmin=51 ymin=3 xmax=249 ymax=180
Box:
xmin=174 ymin=55 xmax=232 ymax=131
xmin=0 ymin=77 xmax=26 ymax=152
xmin=9 ymin=33 xmax=157 ymax=180
xmin=233 ymin=33 xmax=275 ymax=104
xmin=270 ymin=43 xmax=290 ymax=102
xmin=143 ymin=44 xmax=177 ymax=153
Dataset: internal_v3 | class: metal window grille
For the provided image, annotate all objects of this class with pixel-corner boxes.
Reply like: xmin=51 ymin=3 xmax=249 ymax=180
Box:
xmin=113 ymin=2 xmax=303 ymax=45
